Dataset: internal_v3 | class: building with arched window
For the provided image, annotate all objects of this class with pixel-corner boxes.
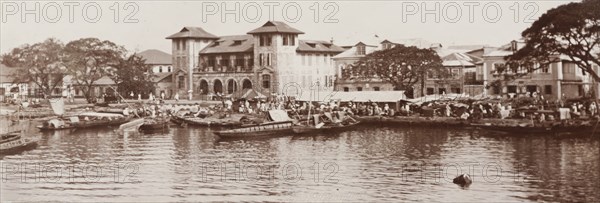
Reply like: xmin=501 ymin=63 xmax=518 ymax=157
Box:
xmin=166 ymin=21 xmax=345 ymax=99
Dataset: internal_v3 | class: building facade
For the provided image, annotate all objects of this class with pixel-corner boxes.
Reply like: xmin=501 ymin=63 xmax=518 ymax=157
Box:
xmin=137 ymin=49 xmax=174 ymax=98
xmin=166 ymin=21 xmax=344 ymax=99
xmin=481 ymin=41 xmax=597 ymax=100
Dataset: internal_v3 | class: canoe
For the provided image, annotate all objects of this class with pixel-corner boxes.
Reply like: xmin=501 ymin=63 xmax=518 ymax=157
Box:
xmin=292 ymin=121 xmax=360 ymax=134
xmin=139 ymin=118 xmax=170 ymax=132
xmin=214 ymin=121 xmax=293 ymax=138
xmin=472 ymin=123 xmax=596 ymax=134
xmin=1 ymin=133 xmax=38 ymax=155
xmin=171 ymin=115 xmax=243 ymax=127
xmin=37 ymin=116 xmax=132 ymax=131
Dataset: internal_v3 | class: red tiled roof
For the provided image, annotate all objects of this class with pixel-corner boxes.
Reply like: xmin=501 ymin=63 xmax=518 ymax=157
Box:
xmin=137 ymin=49 xmax=172 ymax=64
xmin=200 ymin=35 xmax=254 ymax=54
xmin=297 ymin=40 xmax=345 ymax=53
xmin=247 ymin=21 xmax=304 ymax=34
xmin=166 ymin=27 xmax=219 ymax=39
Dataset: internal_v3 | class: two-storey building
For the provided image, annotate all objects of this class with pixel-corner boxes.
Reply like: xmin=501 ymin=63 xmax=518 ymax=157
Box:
xmin=137 ymin=49 xmax=174 ymax=98
xmin=166 ymin=21 xmax=344 ymax=99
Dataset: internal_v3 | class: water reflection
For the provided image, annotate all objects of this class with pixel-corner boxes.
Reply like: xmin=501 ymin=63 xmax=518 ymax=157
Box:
xmin=1 ymin=119 xmax=598 ymax=202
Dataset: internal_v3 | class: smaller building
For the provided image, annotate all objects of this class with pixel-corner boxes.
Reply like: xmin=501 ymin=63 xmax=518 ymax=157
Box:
xmin=137 ymin=49 xmax=174 ymax=98
xmin=0 ymin=64 xmax=29 ymax=101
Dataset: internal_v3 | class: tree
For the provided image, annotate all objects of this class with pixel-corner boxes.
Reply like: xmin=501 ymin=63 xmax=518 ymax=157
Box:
xmin=348 ymin=45 xmax=446 ymax=98
xmin=508 ymin=0 xmax=600 ymax=81
xmin=63 ymin=38 xmax=126 ymax=103
xmin=1 ymin=38 xmax=66 ymax=98
xmin=112 ymin=54 xmax=155 ymax=98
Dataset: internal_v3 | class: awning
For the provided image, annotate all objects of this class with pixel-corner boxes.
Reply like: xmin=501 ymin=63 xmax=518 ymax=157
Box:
xmin=296 ymin=91 xmax=406 ymax=102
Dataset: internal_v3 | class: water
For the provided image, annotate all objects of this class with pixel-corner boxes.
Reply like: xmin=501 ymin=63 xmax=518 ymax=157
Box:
xmin=2 ymin=120 xmax=599 ymax=202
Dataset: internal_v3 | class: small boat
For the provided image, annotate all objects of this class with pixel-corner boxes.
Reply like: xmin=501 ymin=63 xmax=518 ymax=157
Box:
xmin=292 ymin=113 xmax=360 ymax=134
xmin=214 ymin=110 xmax=294 ymax=138
xmin=214 ymin=120 xmax=293 ymax=138
xmin=171 ymin=115 xmax=243 ymax=127
xmin=1 ymin=132 xmax=38 ymax=155
xmin=472 ymin=121 xmax=595 ymax=134
xmin=37 ymin=112 xmax=131 ymax=131
xmin=139 ymin=117 xmax=170 ymax=132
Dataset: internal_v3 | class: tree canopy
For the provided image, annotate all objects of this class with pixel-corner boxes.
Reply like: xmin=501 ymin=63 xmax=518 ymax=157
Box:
xmin=63 ymin=38 xmax=126 ymax=103
xmin=1 ymin=38 xmax=66 ymax=97
xmin=346 ymin=45 xmax=446 ymax=97
xmin=508 ymin=0 xmax=600 ymax=81
xmin=112 ymin=54 xmax=155 ymax=98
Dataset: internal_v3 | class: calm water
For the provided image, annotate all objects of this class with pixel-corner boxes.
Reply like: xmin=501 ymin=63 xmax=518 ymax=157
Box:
xmin=1 ymin=119 xmax=599 ymax=202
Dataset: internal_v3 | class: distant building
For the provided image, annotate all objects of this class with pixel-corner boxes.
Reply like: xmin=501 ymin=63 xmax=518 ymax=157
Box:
xmin=0 ymin=64 xmax=29 ymax=101
xmin=137 ymin=49 xmax=174 ymax=98
xmin=166 ymin=21 xmax=344 ymax=99
xmin=422 ymin=51 xmax=485 ymax=97
xmin=481 ymin=41 xmax=597 ymax=100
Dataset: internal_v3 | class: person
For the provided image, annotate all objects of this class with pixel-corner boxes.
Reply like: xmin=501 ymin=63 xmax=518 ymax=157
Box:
xmin=174 ymin=93 xmax=179 ymax=102
xmin=188 ymin=89 xmax=193 ymax=100
xmin=130 ymin=92 xmax=134 ymax=99
xmin=138 ymin=93 xmax=141 ymax=101
xmin=161 ymin=92 xmax=165 ymax=100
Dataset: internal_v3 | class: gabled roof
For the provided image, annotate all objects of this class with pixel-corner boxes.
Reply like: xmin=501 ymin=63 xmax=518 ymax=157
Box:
xmin=152 ymin=72 xmax=173 ymax=83
xmin=166 ymin=27 xmax=219 ymax=39
xmin=247 ymin=21 xmax=304 ymax=34
xmin=200 ymin=35 xmax=254 ymax=54
xmin=296 ymin=40 xmax=345 ymax=53
xmin=137 ymin=49 xmax=172 ymax=65
xmin=332 ymin=44 xmax=380 ymax=59
xmin=442 ymin=52 xmax=483 ymax=67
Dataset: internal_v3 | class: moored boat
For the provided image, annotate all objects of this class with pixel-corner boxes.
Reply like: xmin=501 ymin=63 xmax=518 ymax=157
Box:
xmin=139 ymin=117 xmax=170 ymax=132
xmin=214 ymin=110 xmax=294 ymax=138
xmin=1 ymin=132 xmax=38 ymax=155
xmin=472 ymin=121 xmax=596 ymax=135
xmin=37 ymin=112 xmax=131 ymax=131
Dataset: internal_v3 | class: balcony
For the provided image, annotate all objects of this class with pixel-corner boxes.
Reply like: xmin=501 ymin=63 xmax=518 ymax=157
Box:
xmin=195 ymin=66 xmax=254 ymax=73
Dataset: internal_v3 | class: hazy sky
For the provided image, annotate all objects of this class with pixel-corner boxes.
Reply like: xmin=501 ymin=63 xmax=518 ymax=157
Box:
xmin=0 ymin=0 xmax=577 ymax=55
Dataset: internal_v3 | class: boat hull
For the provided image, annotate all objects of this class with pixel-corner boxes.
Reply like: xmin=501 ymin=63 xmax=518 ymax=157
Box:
xmin=215 ymin=121 xmax=293 ymax=138
xmin=292 ymin=121 xmax=361 ymax=134
xmin=0 ymin=138 xmax=38 ymax=155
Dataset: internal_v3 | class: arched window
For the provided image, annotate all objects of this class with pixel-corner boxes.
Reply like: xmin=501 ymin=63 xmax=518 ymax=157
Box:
xmin=262 ymin=75 xmax=271 ymax=89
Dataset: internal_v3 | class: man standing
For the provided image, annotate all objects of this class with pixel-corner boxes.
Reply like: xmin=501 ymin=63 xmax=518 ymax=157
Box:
xmin=188 ymin=90 xmax=193 ymax=100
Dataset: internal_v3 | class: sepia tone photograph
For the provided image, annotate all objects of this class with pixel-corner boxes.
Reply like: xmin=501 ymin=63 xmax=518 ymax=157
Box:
xmin=1 ymin=0 xmax=599 ymax=202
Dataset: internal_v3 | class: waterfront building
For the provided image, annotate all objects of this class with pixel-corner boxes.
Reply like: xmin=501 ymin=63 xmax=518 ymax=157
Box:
xmin=166 ymin=21 xmax=344 ymax=99
xmin=481 ymin=40 xmax=599 ymax=100
xmin=0 ymin=64 xmax=29 ymax=101
xmin=333 ymin=38 xmax=440 ymax=97
xmin=137 ymin=49 xmax=174 ymax=98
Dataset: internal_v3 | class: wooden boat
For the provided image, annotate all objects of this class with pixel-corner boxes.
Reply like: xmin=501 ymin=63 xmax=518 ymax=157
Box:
xmin=214 ymin=120 xmax=293 ymax=138
xmin=171 ymin=115 xmax=243 ymax=127
xmin=472 ymin=122 xmax=595 ymax=134
xmin=139 ymin=117 xmax=170 ymax=132
xmin=1 ymin=132 xmax=38 ymax=155
xmin=37 ymin=112 xmax=131 ymax=131
xmin=214 ymin=110 xmax=294 ymax=138
xmin=292 ymin=120 xmax=360 ymax=134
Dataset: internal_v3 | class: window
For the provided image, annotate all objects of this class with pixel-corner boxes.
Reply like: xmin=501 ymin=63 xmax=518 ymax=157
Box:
xmin=267 ymin=53 xmax=271 ymax=66
xmin=182 ymin=40 xmax=186 ymax=50
xmin=357 ymin=45 xmax=366 ymax=55
xmin=507 ymin=85 xmax=517 ymax=93
xmin=208 ymin=57 xmax=216 ymax=67
xmin=178 ymin=76 xmax=185 ymax=89
xmin=282 ymin=34 xmax=289 ymax=45
xmin=261 ymin=35 xmax=271 ymax=46
xmin=168 ymin=66 xmax=172 ymax=72
xmin=248 ymin=59 xmax=254 ymax=67
xmin=526 ymin=85 xmax=537 ymax=94
xmin=451 ymin=88 xmax=461 ymax=94
xmin=427 ymin=88 xmax=434 ymax=95
xmin=232 ymin=40 xmax=243 ymax=46
xmin=357 ymin=87 xmax=363 ymax=91
xmin=235 ymin=57 xmax=244 ymax=67
xmin=262 ymin=75 xmax=271 ymax=88
xmin=220 ymin=56 xmax=230 ymax=66
xmin=343 ymin=87 xmax=349 ymax=92
xmin=438 ymin=88 xmax=446 ymax=94
xmin=541 ymin=64 xmax=550 ymax=73
xmin=373 ymin=87 xmax=380 ymax=91
xmin=259 ymin=54 xmax=263 ymax=66
xmin=176 ymin=40 xmax=180 ymax=50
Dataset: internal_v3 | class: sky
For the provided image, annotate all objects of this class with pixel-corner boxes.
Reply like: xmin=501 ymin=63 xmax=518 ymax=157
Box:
xmin=0 ymin=0 xmax=578 ymax=55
